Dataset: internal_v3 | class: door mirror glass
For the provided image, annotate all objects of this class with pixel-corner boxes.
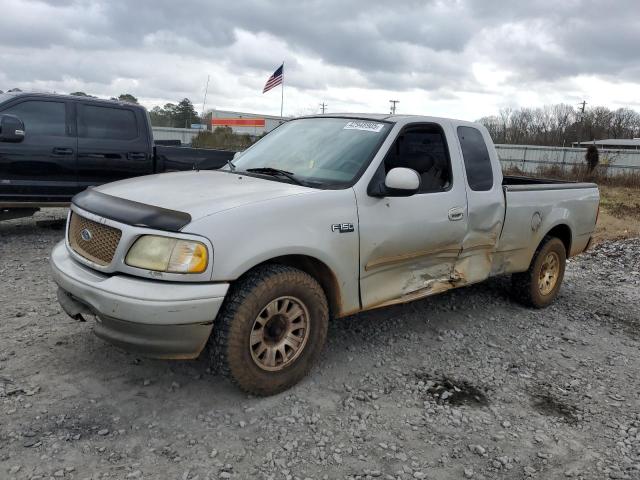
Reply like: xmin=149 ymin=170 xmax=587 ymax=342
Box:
xmin=0 ymin=114 xmax=25 ymax=143
xmin=383 ymin=167 xmax=421 ymax=196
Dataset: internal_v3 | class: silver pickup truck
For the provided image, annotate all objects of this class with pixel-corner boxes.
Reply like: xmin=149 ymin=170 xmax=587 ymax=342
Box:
xmin=51 ymin=114 xmax=599 ymax=395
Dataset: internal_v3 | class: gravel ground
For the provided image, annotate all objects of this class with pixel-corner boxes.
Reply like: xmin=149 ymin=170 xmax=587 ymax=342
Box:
xmin=1 ymin=209 xmax=640 ymax=480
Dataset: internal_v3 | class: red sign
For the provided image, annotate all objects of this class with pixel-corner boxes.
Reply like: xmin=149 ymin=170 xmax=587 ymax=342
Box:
xmin=212 ymin=118 xmax=266 ymax=127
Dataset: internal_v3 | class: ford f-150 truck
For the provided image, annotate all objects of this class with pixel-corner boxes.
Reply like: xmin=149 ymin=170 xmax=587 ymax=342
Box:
xmin=0 ymin=92 xmax=233 ymax=220
xmin=50 ymin=114 xmax=599 ymax=395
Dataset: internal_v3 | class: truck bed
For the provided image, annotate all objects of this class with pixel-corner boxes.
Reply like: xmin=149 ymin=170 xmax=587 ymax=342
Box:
xmin=502 ymin=175 xmax=597 ymax=191
xmin=496 ymin=177 xmax=599 ymax=272
xmin=503 ymin=175 xmax=576 ymax=186
xmin=154 ymin=146 xmax=234 ymax=172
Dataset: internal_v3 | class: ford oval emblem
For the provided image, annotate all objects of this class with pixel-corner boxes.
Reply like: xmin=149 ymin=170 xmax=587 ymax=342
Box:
xmin=80 ymin=228 xmax=92 ymax=242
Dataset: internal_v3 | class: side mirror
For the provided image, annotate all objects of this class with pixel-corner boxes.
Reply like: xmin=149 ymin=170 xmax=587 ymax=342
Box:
xmin=0 ymin=114 xmax=25 ymax=143
xmin=232 ymin=151 xmax=243 ymax=160
xmin=370 ymin=167 xmax=420 ymax=197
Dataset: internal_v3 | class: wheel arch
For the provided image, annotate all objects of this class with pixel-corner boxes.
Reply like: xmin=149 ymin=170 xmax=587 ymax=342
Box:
xmin=239 ymin=254 xmax=343 ymax=318
xmin=543 ymin=223 xmax=572 ymax=256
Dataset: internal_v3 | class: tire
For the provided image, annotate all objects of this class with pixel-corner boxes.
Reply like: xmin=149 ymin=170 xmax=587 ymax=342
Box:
xmin=211 ymin=264 xmax=328 ymax=396
xmin=511 ymin=236 xmax=567 ymax=309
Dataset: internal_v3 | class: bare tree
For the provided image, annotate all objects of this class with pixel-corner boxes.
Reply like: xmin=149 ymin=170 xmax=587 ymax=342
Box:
xmin=478 ymin=103 xmax=639 ymax=146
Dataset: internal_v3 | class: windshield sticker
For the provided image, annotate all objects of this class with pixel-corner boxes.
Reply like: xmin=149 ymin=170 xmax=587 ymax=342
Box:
xmin=343 ymin=121 xmax=385 ymax=133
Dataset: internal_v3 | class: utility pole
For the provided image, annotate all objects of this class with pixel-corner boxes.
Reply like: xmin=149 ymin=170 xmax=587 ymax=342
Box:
xmin=577 ymin=100 xmax=587 ymax=146
xmin=320 ymin=102 xmax=327 ymax=114
xmin=389 ymin=99 xmax=399 ymax=115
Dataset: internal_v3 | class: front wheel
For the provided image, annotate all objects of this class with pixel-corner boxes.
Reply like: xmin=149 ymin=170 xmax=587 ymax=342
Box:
xmin=210 ymin=264 xmax=328 ymax=396
xmin=511 ymin=236 xmax=567 ymax=308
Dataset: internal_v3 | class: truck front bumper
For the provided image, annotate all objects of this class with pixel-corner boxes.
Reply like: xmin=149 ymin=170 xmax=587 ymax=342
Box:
xmin=50 ymin=241 xmax=229 ymax=359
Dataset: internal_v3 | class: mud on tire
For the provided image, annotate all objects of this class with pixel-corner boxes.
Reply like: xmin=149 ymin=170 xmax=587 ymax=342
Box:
xmin=210 ymin=264 xmax=329 ymax=396
xmin=511 ymin=236 xmax=567 ymax=309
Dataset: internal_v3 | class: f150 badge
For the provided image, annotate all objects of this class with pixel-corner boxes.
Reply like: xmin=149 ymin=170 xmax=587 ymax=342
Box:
xmin=331 ymin=223 xmax=354 ymax=233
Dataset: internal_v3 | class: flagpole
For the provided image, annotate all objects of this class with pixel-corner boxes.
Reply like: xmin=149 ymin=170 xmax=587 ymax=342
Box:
xmin=280 ymin=61 xmax=284 ymax=120
xmin=201 ymin=74 xmax=210 ymax=128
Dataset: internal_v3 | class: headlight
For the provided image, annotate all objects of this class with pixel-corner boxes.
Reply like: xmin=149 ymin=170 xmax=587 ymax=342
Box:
xmin=125 ymin=235 xmax=208 ymax=274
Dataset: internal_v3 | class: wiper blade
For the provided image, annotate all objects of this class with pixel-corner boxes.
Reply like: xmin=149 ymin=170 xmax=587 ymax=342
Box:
xmin=246 ymin=167 xmax=304 ymax=186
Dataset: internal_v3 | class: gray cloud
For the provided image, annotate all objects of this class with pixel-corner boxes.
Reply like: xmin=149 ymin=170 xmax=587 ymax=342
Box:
xmin=1 ymin=0 xmax=639 ymax=113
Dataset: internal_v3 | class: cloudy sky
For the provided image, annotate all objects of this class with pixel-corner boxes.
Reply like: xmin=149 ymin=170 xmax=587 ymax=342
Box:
xmin=1 ymin=0 xmax=639 ymax=120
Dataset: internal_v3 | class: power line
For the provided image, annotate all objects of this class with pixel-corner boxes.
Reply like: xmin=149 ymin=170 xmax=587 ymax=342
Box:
xmin=320 ymin=102 xmax=327 ymax=114
xmin=389 ymin=100 xmax=399 ymax=115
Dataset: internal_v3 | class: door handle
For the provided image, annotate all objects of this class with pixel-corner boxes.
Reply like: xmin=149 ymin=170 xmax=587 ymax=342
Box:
xmin=127 ymin=152 xmax=147 ymax=161
xmin=448 ymin=207 xmax=464 ymax=221
xmin=52 ymin=147 xmax=73 ymax=156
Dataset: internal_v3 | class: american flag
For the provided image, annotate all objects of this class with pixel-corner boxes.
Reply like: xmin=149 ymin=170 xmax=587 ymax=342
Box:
xmin=263 ymin=64 xmax=284 ymax=93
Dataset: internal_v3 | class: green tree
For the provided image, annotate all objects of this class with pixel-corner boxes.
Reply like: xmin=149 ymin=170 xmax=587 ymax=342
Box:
xmin=147 ymin=99 xmax=203 ymax=128
xmin=112 ymin=93 xmax=139 ymax=104
xmin=174 ymin=98 xmax=199 ymax=128
xmin=70 ymin=91 xmax=96 ymax=97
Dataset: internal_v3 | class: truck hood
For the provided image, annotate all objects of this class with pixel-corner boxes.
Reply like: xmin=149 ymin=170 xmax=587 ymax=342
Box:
xmin=92 ymin=170 xmax=315 ymax=221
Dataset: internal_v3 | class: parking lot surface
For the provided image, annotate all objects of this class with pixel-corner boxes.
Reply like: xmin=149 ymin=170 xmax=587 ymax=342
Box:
xmin=1 ymin=210 xmax=640 ymax=479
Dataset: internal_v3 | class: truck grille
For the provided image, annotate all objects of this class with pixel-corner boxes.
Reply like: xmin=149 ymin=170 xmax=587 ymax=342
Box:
xmin=68 ymin=213 xmax=122 ymax=266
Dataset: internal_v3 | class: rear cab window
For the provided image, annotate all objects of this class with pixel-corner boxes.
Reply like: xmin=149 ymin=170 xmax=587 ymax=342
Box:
xmin=78 ymin=104 xmax=138 ymax=140
xmin=457 ymin=126 xmax=494 ymax=191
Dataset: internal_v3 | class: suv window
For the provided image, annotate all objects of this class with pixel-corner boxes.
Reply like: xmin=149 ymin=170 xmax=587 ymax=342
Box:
xmin=457 ymin=126 xmax=493 ymax=191
xmin=384 ymin=125 xmax=452 ymax=193
xmin=79 ymin=105 xmax=137 ymax=140
xmin=1 ymin=100 xmax=66 ymax=136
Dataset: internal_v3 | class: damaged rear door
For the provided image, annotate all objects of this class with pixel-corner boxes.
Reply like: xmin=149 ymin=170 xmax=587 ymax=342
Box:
xmin=356 ymin=121 xmax=468 ymax=309
xmin=452 ymin=124 xmax=505 ymax=284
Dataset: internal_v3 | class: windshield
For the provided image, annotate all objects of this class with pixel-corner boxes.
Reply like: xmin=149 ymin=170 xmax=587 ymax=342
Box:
xmin=232 ymin=117 xmax=392 ymax=187
xmin=0 ymin=93 xmax=13 ymax=106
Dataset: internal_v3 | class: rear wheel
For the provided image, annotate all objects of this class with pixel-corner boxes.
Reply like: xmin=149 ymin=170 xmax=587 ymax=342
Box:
xmin=210 ymin=264 xmax=328 ymax=396
xmin=511 ymin=236 xmax=566 ymax=308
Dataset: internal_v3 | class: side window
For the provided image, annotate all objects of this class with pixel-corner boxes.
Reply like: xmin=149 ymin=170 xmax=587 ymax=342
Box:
xmin=457 ymin=126 xmax=493 ymax=191
xmin=1 ymin=100 xmax=66 ymax=136
xmin=79 ymin=105 xmax=137 ymax=140
xmin=384 ymin=125 xmax=452 ymax=193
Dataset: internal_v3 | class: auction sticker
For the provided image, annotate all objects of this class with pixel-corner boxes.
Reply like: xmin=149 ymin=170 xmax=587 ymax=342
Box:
xmin=343 ymin=121 xmax=385 ymax=132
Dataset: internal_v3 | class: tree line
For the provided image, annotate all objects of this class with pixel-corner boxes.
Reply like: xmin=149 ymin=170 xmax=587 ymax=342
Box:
xmin=68 ymin=92 xmax=202 ymax=128
xmin=477 ymin=104 xmax=640 ymax=146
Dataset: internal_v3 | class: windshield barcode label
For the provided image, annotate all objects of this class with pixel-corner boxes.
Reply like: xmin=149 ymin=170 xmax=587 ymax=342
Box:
xmin=343 ymin=121 xmax=385 ymax=132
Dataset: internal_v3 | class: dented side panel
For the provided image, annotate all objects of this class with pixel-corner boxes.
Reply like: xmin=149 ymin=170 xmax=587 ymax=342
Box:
xmin=450 ymin=121 xmax=506 ymax=286
xmin=351 ymin=116 xmax=599 ymax=314
xmin=355 ymin=120 xmax=469 ymax=309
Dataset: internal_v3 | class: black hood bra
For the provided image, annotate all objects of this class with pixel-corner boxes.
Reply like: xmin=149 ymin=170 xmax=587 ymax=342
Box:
xmin=72 ymin=188 xmax=191 ymax=232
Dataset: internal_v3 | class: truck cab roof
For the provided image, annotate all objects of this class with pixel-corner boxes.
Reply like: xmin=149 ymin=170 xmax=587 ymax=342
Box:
xmin=0 ymin=91 xmax=147 ymax=110
xmin=305 ymin=112 xmax=480 ymax=127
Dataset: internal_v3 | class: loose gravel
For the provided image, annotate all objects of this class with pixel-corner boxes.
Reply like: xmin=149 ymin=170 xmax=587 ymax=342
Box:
xmin=1 ymin=209 xmax=640 ymax=479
